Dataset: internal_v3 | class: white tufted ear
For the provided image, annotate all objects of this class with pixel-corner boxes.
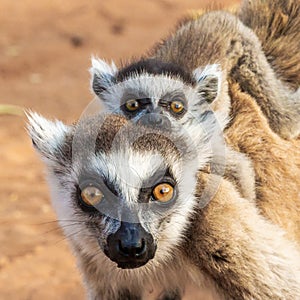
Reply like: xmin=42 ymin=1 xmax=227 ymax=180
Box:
xmin=26 ymin=111 xmax=71 ymax=166
xmin=193 ymin=64 xmax=222 ymax=104
xmin=89 ymin=57 xmax=118 ymax=96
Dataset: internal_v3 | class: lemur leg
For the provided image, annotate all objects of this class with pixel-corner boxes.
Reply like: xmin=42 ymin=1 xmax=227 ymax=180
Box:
xmin=224 ymin=148 xmax=256 ymax=201
xmin=188 ymin=173 xmax=300 ymax=299
xmin=229 ymin=23 xmax=300 ymax=139
xmin=207 ymin=146 xmax=256 ymax=202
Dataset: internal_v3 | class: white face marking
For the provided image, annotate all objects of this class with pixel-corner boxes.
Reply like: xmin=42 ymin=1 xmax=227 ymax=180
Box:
xmin=100 ymin=74 xmax=197 ymax=113
xmin=43 ymin=142 xmax=201 ymax=267
xmin=89 ymin=58 xmax=229 ymax=135
xmin=92 ymin=71 xmax=228 ymax=130
xmin=92 ymin=150 xmax=166 ymax=203
xmin=89 ymin=58 xmax=229 ymax=137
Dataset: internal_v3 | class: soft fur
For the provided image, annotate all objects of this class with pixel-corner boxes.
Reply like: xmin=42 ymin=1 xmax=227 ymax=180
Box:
xmin=226 ymin=83 xmax=300 ymax=242
xmin=28 ymin=112 xmax=300 ymax=300
xmin=151 ymin=10 xmax=300 ymax=140
xmin=237 ymin=0 xmax=300 ymax=89
xmin=27 ymin=0 xmax=300 ymax=299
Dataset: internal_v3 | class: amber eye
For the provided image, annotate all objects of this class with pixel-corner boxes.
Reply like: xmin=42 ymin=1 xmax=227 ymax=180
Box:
xmin=125 ymin=99 xmax=140 ymax=112
xmin=152 ymin=183 xmax=174 ymax=203
xmin=170 ymin=100 xmax=184 ymax=114
xmin=81 ymin=186 xmax=103 ymax=206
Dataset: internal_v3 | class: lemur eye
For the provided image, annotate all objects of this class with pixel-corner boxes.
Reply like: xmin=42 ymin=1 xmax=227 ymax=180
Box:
xmin=152 ymin=183 xmax=174 ymax=203
xmin=81 ymin=186 xmax=103 ymax=206
xmin=170 ymin=100 xmax=184 ymax=114
xmin=125 ymin=99 xmax=140 ymax=112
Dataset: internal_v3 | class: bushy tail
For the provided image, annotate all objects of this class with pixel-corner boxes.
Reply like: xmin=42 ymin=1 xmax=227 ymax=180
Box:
xmin=238 ymin=0 xmax=300 ymax=90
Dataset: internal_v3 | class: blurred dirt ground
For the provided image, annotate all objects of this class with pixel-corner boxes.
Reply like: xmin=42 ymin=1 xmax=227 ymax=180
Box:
xmin=0 ymin=0 xmax=238 ymax=299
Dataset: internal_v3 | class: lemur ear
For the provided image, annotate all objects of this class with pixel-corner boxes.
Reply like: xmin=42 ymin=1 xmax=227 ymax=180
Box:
xmin=26 ymin=112 xmax=71 ymax=166
xmin=193 ymin=64 xmax=222 ymax=104
xmin=90 ymin=57 xmax=118 ymax=96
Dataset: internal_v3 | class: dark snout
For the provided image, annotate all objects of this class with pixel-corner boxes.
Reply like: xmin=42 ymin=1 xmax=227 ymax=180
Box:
xmin=104 ymin=222 xmax=156 ymax=269
xmin=137 ymin=113 xmax=171 ymax=130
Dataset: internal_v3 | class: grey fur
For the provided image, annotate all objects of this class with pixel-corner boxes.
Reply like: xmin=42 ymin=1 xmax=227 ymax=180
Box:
xmin=27 ymin=111 xmax=300 ymax=300
xmin=89 ymin=6 xmax=300 ymax=204
xmin=91 ymin=11 xmax=300 ymax=139
xmin=27 ymin=0 xmax=300 ymax=299
xmin=151 ymin=11 xmax=300 ymax=139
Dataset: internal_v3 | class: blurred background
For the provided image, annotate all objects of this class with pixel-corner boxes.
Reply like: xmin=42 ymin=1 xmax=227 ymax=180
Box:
xmin=0 ymin=0 xmax=238 ymax=299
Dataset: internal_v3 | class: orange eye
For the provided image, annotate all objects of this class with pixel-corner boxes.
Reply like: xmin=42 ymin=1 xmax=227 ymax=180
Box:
xmin=170 ymin=101 xmax=184 ymax=114
xmin=125 ymin=99 xmax=140 ymax=111
xmin=81 ymin=186 xmax=103 ymax=206
xmin=152 ymin=183 xmax=174 ymax=203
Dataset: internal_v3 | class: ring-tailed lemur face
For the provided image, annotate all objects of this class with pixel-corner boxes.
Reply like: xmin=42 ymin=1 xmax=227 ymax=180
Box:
xmin=27 ymin=113 xmax=214 ymax=270
xmin=90 ymin=58 xmax=227 ymax=130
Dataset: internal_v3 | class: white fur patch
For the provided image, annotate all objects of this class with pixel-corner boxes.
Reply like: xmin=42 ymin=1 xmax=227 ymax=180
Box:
xmin=94 ymin=150 xmax=165 ymax=204
xmin=26 ymin=111 xmax=70 ymax=165
xmin=90 ymin=57 xmax=118 ymax=95
xmin=101 ymin=74 xmax=188 ymax=113
xmin=90 ymin=57 xmax=118 ymax=78
xmin=193 ymin=64 xmax=222 ymax=84
xmin=193 ymin=64 xmax=222 ymax=98
xmin=95 ymin=72 xmax=228 ymax=131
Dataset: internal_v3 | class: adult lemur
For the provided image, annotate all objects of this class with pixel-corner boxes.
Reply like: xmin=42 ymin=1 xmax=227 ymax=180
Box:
xmin=28 ymin=0 xmax=300 ymax=299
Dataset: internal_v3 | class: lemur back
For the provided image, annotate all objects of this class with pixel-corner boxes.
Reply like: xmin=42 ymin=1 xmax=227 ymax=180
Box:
xmin=150 ymin=10 xmax=300 ymax=139
xmin=238 ymin=0 xmax=300 ymax=89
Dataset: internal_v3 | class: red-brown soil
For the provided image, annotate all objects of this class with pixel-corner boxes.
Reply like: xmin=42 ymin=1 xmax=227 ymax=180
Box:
xmin=0 ymin=1 xmax=238 ymax=299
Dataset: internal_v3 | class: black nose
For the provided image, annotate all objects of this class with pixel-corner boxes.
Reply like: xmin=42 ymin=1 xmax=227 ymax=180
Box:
xmin=104 ymin=222 xmax=156 ymax=269
xmin=137 ymin=113 xmax=171 ymax=130
xmin=118 ymin=237 xmax=146 ymax=257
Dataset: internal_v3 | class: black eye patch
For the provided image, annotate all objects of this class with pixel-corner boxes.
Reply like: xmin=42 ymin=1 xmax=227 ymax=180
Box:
xmin=120 ymin=98 xmax=152 ymax=117
xmin=75 ymin=175 xmax=119 ymax=214
xmin=158 ymin=91 xmax=187 ymax=119
xmin=138 ymin=168 xmax=177 ymax=204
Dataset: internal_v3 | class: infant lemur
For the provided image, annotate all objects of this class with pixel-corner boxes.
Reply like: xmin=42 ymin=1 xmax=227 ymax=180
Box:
xmin=28 ymin=0 xmax=300 ymax=299
xmin=91 ymin=4 xmax=300 ymax=140
xmin=90 ymin=0 xmax=300 ymax=200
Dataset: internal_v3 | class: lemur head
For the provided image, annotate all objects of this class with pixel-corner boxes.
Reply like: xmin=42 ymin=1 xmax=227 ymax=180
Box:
xmin=90 ymin=58 xmax=228 ymax=130
xmin=27 ymin=110 xmax=223 ymax=270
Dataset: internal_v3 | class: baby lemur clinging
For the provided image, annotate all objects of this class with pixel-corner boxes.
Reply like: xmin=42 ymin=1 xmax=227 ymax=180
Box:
xmin=90 ymin=57 xmax=256 ymax=201
xmin=28 ymin=0 xmax=300 ymax=299
xmin=91 ymin=1 xmax=300 ymax=140
xmin=89 ymin=0 xmax=299 ymax=201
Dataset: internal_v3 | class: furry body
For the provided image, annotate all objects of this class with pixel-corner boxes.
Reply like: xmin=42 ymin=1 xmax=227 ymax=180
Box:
xmin=28 ymin=111 xmax=300 ymax=300
xmin=238 ymin=0 xmax=300 ymax=89
xmin=151 ymin=6 xmax=300 ymax=139
xmin=28 ymin=0 xmax=300 ymax=299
